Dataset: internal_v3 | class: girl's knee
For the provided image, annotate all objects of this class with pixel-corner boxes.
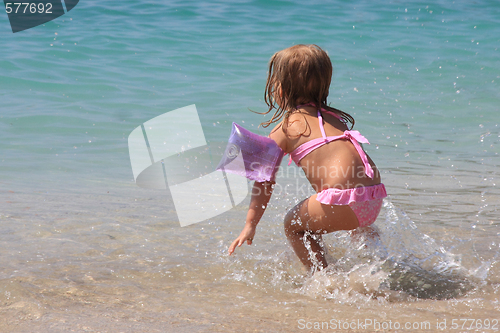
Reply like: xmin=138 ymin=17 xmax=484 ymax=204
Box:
xmin=284 ymin=198 xmax=310 ymax=236
xmin=284 ymin=209 xmax=305 ymax=237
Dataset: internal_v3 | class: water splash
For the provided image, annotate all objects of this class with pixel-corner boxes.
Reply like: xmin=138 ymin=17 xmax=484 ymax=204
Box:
xmin=222 ymin=200 xmax=484 ymax=302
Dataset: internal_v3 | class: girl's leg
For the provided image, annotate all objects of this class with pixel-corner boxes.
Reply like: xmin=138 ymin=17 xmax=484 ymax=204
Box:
xmin=284 ymin=194 xmax=359 ymax=271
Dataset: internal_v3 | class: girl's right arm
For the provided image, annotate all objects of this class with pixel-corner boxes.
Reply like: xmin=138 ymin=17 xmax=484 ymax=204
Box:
xmin=228 ymin=180 xmax=274 ymax=255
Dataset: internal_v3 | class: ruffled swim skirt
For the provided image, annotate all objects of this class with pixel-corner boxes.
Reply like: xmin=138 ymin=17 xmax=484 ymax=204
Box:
xmin=316 ymin=183 xmax=387 ymax=228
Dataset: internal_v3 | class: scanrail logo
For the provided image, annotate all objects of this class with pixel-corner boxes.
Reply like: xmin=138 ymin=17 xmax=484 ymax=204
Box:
xmin=128 ymin=105 xmax=249 ymax=227
xmin=3 ymin=0 xmax=78 ymax=33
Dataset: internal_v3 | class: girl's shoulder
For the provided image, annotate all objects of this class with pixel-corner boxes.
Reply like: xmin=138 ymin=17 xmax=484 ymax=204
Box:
xmin=268 ymin=121 xmax=288 ymax=152
xmin=268 ymin=113 xmax=307 ymax=153
xmin=286 ymin=111 xmax=310 ymax=136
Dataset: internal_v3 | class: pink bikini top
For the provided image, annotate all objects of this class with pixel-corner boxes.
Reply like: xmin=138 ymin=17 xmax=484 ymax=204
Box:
xmin=288 ymin=104 xmax=374 ymax=179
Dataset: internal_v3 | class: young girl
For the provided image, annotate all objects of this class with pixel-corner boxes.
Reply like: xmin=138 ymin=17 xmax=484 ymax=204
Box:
xmin=228 ymin=44 xmax=387 ymax=272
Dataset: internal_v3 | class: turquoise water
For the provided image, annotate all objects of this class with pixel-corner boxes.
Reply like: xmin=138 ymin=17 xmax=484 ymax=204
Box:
xmin=1 ymin=1 xmax=499 ymax=331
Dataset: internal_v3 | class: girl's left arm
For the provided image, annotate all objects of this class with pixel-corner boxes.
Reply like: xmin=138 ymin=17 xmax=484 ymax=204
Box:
xmin=228 ymin=121 xmax=286 ymax=255
xmin=228 ymin=180 xmax=274 ymax=255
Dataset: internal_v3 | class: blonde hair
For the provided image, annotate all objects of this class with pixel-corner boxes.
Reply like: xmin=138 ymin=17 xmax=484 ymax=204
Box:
xmin=260 ymin=44 xmax=354 ymax=130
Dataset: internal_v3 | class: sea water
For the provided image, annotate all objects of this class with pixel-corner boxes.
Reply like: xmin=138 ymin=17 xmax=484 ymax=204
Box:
xmin=0 ymin=0 xmax=499 ymax=331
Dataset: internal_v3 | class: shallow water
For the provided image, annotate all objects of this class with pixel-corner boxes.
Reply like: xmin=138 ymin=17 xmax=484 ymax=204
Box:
xmin=1 ymin=0 xmax=500 ymax=332
xmin=2 ymin=168 xmax=500 ymax=332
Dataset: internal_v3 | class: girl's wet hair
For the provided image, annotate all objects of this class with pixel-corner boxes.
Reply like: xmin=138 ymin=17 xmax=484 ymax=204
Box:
xmin=259 ymin=44 xmax=354 ymax=130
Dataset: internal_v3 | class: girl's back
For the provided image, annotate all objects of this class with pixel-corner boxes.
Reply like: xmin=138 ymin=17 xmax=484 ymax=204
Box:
xmin=270 ymin=104 xmax=381 ymax=192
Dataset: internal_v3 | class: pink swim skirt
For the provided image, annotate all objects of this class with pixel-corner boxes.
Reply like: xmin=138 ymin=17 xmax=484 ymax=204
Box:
xmin=316 ymin=184 xmax=387 ymax=228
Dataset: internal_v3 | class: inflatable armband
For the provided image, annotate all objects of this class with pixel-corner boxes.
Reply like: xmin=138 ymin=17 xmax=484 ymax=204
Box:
xmin=216 ymin=123 xmax=283 ymax=182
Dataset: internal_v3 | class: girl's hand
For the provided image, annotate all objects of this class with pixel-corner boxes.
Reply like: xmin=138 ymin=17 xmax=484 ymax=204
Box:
xmin=228 ymin=223 xmax=256 ymax=255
